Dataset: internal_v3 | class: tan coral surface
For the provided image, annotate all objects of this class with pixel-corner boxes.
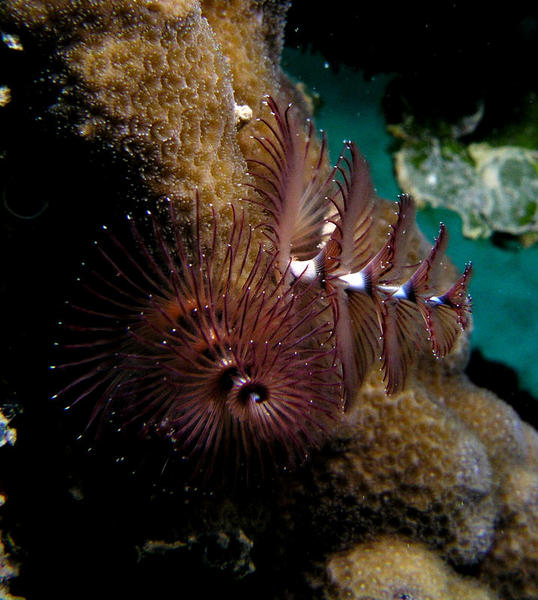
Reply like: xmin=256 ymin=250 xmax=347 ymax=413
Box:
xmin=326 ymin=536 xmax=498 ymax=600
xmin=282 ymin=370 xmax=498 ymax=566
xmin=2 ymin=0 xmax=246 ymax=237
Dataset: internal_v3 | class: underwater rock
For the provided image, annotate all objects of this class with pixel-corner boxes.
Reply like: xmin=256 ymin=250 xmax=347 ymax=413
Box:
xmin=471 ymin=144 xmax=538 ymax=245
xmin=394 ymin=137 xmax=538 ymax=244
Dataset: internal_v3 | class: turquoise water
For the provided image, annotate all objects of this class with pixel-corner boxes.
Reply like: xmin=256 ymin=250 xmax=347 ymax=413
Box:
xmin=282 ymin=48 xmax=538 ymax=395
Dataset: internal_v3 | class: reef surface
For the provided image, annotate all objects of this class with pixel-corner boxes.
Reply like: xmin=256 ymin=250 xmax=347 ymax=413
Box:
xmin=0 ymin=2 xmax=537 ymax=599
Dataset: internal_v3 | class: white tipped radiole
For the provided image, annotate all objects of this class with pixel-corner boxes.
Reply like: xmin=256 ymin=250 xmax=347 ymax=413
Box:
xmin=249 ymin=98 xmax=473 ymax=406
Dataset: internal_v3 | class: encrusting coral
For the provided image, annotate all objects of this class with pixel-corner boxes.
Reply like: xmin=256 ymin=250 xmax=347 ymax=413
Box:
xmin=1 ymin=1 xmax=537 ymax=599
xmin=325 ymin=535 xmax=498 ymax=600
xmin=481 ymin=466 xmax=538 ymax=599
xmin=1 ymin=0 xmax=251 ymax=246
xmin=0 ymin=0 xmax=307 ymax=252
xmin=277 ymin=369 xmax=496 ymax=564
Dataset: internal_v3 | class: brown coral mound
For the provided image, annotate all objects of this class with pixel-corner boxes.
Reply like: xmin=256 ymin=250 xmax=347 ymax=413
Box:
xmin=417 ymin=372 xmax=538 ymax=597
xmin=480 ymin=467 xmax=538 ymax=599
xmin=281 ymin=372 xmax=497 ymax=565
xmin=1 ymin=0 xmax=250 ymax=240
xmin=288 ymin=368 xmax=538 ymax=598
xmin=419 ymin=370 xmax=530 ymax=469
xmin=325 ymin=536 xmax=498 ymax=600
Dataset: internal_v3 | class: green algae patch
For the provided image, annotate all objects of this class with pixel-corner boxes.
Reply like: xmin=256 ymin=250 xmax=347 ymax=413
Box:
xmin=395 ymin=138 xmax=538 ymax=245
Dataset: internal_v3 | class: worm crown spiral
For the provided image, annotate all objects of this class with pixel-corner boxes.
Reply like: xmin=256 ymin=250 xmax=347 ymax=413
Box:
xmin=248 ymin=97 xmax=473 ymax=403
xmin=53 ymin=200 xmax=342 ymax=480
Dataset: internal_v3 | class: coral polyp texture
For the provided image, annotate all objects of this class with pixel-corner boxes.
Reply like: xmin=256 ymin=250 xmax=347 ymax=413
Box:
xmin=1 ymin=0 xmax=537 ymax=598
xmin=325 ymin=536 xmax=498 ymax=600
xmin=0 ymin=0 xmax=248 ymax=237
